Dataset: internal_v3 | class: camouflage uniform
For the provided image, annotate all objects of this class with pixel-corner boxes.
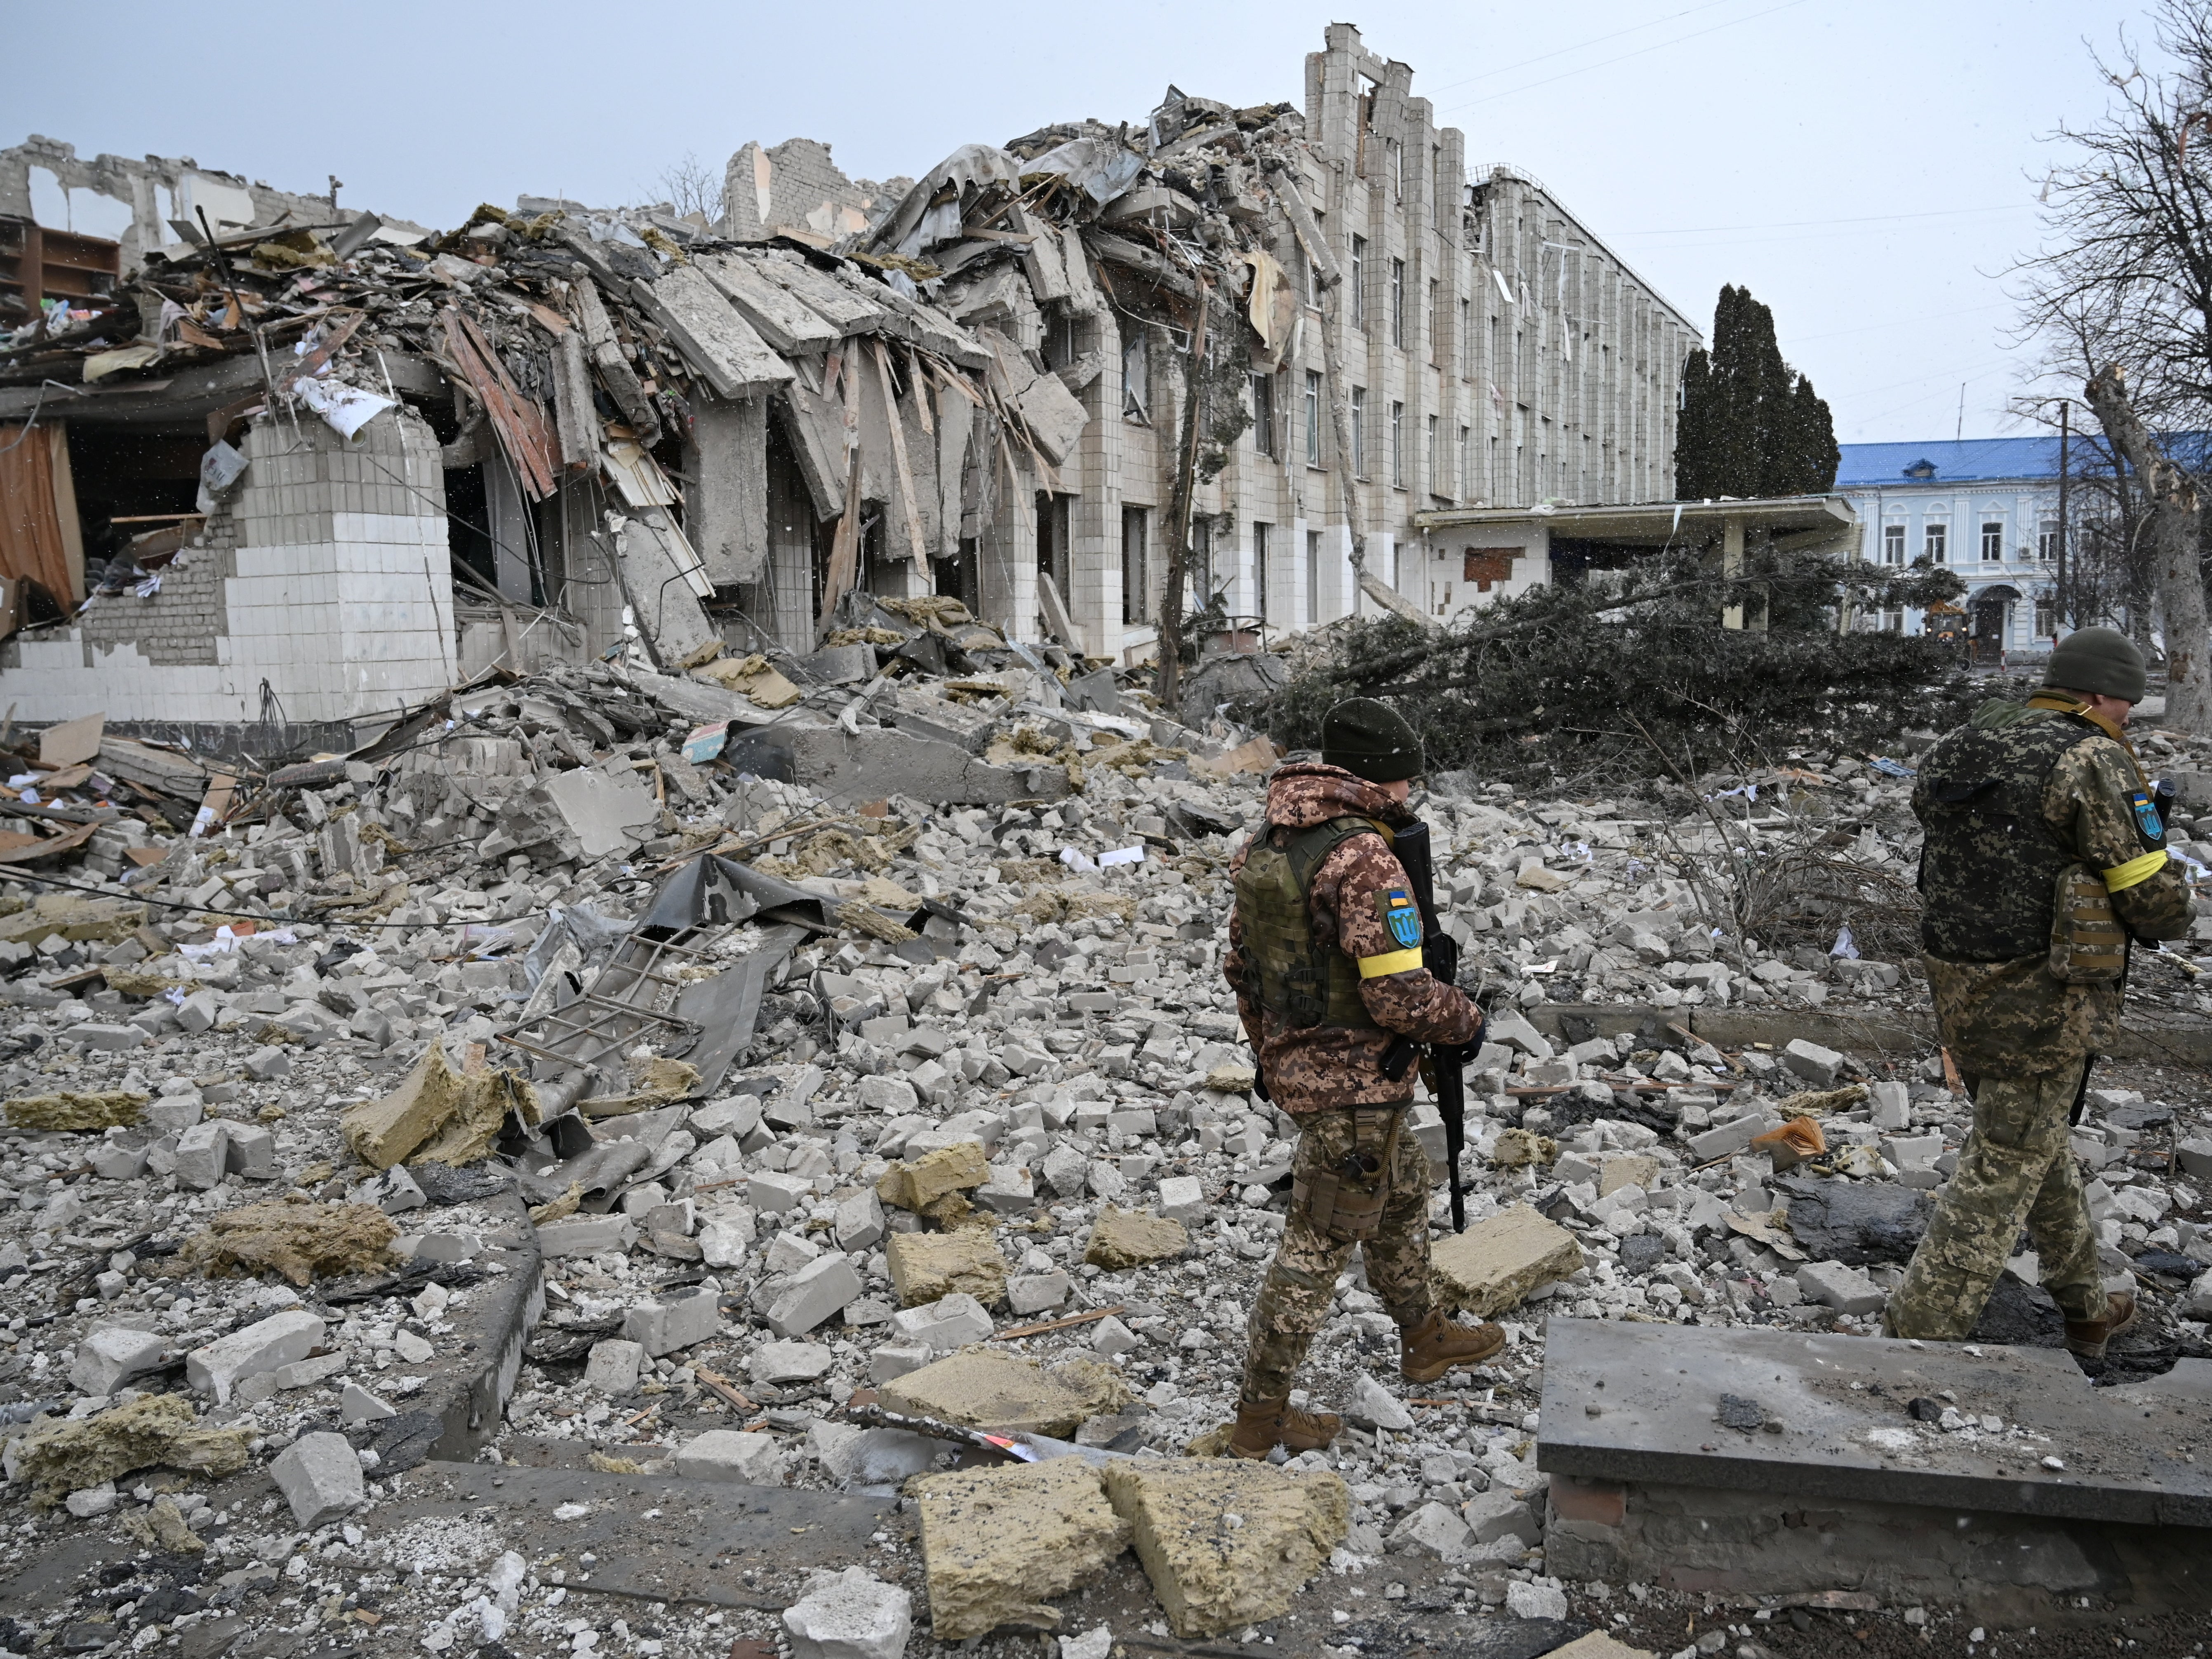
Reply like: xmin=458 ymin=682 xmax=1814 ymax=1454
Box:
xmin=1887 ymin=693 xmax=2192 ymax=1340
xmin=1224 ymin=764 xmax=1481 ymax=1401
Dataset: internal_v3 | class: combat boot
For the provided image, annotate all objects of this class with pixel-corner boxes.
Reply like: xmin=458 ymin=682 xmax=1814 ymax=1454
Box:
xmin=1227 ymin=1396 xmax=1341 ymax=1460
xmin=2064 ymin=1290 xmax=2139 ymax=1361
xmin=1401 ymin=1311 xmax=1506 ymax=1383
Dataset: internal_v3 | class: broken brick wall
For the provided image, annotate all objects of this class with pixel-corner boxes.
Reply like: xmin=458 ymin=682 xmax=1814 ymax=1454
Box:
xmin=0 ymin=406 xmax=454 ymax=742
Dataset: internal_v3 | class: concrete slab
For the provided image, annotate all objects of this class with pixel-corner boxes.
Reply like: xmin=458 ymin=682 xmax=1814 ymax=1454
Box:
xmin=1535 ymin=1317 xmax=2212 ymax=1527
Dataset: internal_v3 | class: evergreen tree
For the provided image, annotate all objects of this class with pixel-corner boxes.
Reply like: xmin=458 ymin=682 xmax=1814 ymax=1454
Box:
xmin=1673 ymin=285 xmax=1838 ymax=499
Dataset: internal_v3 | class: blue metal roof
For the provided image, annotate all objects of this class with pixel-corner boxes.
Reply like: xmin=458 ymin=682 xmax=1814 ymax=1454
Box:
xmin=1834 ymin=438 xmax=2062 ymax=487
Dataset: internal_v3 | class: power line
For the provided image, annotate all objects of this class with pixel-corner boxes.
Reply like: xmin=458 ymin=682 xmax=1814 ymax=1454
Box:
xmin=1439 ymin=0 xmax=1818 ymax=113
xmin=1418 ymin=0 xmax=1746 ymax=98
xmin=1612 ymin=202 xmax=2034 ymax=238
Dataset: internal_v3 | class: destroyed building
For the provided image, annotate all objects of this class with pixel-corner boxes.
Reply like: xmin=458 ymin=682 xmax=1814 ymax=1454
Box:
xmin=0 ymin=22 xmax=1695 ymax=743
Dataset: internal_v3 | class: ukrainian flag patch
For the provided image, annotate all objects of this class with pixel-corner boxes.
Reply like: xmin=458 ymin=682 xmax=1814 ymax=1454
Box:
xmin=2132 ymin=789 xmax=2164 ymax=842
xmin=1380 ymin=887 xmax=1422 ymax=948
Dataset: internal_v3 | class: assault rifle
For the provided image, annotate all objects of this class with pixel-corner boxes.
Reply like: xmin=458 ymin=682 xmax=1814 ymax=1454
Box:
xmin=1377 ymin=820 xmax=1476 ymax=1231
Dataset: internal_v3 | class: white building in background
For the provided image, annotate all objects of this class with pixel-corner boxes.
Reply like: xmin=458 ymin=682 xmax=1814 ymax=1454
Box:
xmin=1835 ymin=438 xmax=2062 ymax=656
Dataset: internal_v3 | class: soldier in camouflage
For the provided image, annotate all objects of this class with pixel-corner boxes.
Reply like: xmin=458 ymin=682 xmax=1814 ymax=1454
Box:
xmin=1219 ymin=698 xmax=1504 ymax=1459
xmin=1888 ymin=627 xmax=2192 ymax=1359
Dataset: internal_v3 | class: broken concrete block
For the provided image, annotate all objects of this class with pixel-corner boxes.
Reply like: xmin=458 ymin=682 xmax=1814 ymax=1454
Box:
xmin=186 ymin=1310 xmax=325 ymax=1405
xmin=1781 ymin=1038 xmax=1845 ymax=1088
xmin=65 ymin=1483 xmax=117 ymax=1519
xmin=1463 ymin=1484 xmax=1542 ymax=1546
xmin=539 ymin=766 xmax=660 ymax=860
xmin=769 ymin=1254 xmax=866 ymax=1337
xmin=783 ymin=1566 xmax=913 ymax=1659
xmin=1040 ymin=1144 xmax=1090 ymax=1199
xmin=751 ymin=1170 xmax=815 ymax=1213
xmin=1505 ymin=1580 xmax=1570 ymax=1621
xmin=536 ymin=1214 xmax=640 ymax=1257
xmin=698 ymin=1208 xmax=758 ymax=1269
xmin=1157 ymin=1175 xmax=1206 ymax=1224
xmin=880 ymin=1349 xmax=1130 ymax=1437
xmin=1795 ymin=1260 xmax=1886 ymax=1316
xmin=871 ymin=1343 xmax=935 ymax=1385
xmin=1345 ymin=1372 xmax=1414 ymax=1433
xmin=1430 ymin=1206 xmax=1585 ymax=1319
xmin=242 ymin=1044 xmax=290 ymax=1080
xmin=1868 ymin=1081 xmax=1911 ymax=1131
xmin=877 ymin=1142 xmax=989 ymax=1213
xmin=974 ymin=1166 xmax=1036 ymax=1214
xmin=750 ymin=1341 xmax=836 ymax=1386
xmin=173 ymin=1120 xmax=231 ymax=1191
xmin=624 ymin=1286 xmax=722 ymax=1357
xmin=1389 ymin=1500 xmax=1474 ymax=1561
xmin=835 ymin=1189 xmax=887 ymax=1251
xmin=1102 ymin=1457 xmax=1350 ymax=1638
xmin=69 ymin=1325 xmax=167 ymax=1396
xmin=270 ymin=1431 xmax=365 ymax=1527
xmin=890 ymin=1293 xmax=994 ymax=1354
xmin=341 ymin=1384 xmax=396 ymax=1424
xmin=1685 ymin=1112 xmax=1779 ymax=1164
xmin=909 ymin=1459 xmax=1132 ymax=1640
xmin=584 ymin=1339 xmax=645 ymax=1395
xmin=676 ymin=1429 xmax=788 ymax=1485
xmin=223 ymin=1123 xmax=276 ymax=1178
xmin=1008 ymin=1271 xmax=1072 ymax=1315
xmin=1091 ymin=1316 xmax=1141 ymax=1359
xmin=1084 ymin=1206 xmax=1188 ymax=1269
xmin=887 ymin=1229 xmax=1008 ymax=1308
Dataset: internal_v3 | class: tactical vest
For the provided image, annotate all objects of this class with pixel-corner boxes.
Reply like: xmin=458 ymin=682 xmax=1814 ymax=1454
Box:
xmin=1914 ymin=711 xmax=2097 ymax=961
xmin=1234 ymin=815 xmax=1388 ymax=1029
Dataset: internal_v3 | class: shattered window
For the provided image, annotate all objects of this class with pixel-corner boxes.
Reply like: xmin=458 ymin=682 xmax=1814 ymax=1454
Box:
xmin=1351 ymin=236 xmax=1367 ymax=332
xmin=1390 ymin=399 xmax=1404 ymax=486
xmin=1307 ymin=529 xmax=1323 ymax=622
xmin=1351 ymin=386 xmax=1367 ymax=476
xmin=1251 ymin=371 xmax=1276 ymax=458
xmin=1123 ymin=332 xmax=1149 ymax=422
xmin=1254 ymin=521 xmax=1271 ymax=621
xmin=1426 ymin=414 xmax=1439 ymax=493
xmin=1305 ymin=371 xmax=1323 ymax=464
xmin=1391 ymin=258 xmax=1405 ymax=347
xmin=1122 ymin=505 xmax=1148 ymax=624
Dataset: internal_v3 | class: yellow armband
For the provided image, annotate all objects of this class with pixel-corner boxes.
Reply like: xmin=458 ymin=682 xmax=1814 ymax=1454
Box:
xmin=2101 ymin=848 xmax=2171 ymax=893
xmin=1357 ymin=947 xmax=1424 ymax=978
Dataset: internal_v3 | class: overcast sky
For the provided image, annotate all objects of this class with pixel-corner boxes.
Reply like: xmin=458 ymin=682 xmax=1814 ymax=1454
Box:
xmin=20 ymin=1 xmax=2157 ymax=447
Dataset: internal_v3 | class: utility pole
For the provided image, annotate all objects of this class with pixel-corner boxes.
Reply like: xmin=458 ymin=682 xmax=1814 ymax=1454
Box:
xmin=2055 ymin=399 xmax=2070 ymax=632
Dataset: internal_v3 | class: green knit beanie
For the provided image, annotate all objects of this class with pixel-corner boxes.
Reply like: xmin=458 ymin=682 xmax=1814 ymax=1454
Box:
xmin=1320 ymin=698 xmax=1424 ymax=783
xmin=2045 ymin=627 xmax=2147 ymax=704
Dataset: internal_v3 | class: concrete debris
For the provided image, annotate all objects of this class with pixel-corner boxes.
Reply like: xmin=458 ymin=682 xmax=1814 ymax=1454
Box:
xmin=886 ymin=1228 xmax=1009 ymax=1308
xmin=5 ymin=34 xmax=2212 ymax=1645
xmin=1103 ymin=1457 xmax=1350 ymax=1638
xmin=783 ymin=1566 xmax=913 ymax=1659
xmin=1431 ymin=1206 xmax=1586 ymax=1318
xmin=880 ymin=1349 xmax=1130 ymax=1436
xmin=1083 ymin=1205 xmax=1190 ymax=1268
xmin=909 ymin=1459 xmax=1132 ymax=1639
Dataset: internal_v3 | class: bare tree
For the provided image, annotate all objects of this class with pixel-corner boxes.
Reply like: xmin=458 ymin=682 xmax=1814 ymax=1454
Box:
xmin=652 ymin=151 xmax=726 ymax=226
xmin=2014 ymin=0 xmax=2212 ymax=728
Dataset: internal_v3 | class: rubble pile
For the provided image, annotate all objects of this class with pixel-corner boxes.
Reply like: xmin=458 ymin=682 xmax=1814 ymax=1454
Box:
xmin=2 ymin=663 xmax=2212 ymax=1654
